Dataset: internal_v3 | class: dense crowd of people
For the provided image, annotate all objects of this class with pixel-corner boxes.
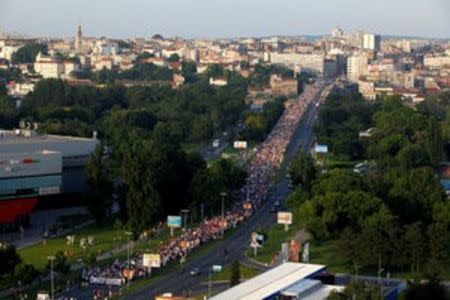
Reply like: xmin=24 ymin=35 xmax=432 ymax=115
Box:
xmin=82 ymin=81 xmax=324 ymax=290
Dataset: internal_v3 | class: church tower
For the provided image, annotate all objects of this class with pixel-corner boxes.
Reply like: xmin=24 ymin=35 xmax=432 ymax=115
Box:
xmin=75 ymin=24 xmax=82 ymax=52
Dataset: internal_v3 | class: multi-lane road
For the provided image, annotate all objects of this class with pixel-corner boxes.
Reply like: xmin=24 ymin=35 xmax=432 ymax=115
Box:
xmin=122 ymin=81 xmax=329 ymax=300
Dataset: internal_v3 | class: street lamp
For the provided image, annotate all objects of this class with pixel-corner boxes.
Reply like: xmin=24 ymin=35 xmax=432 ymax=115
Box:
xmin=124 ymin=231 xmax=133 ymax=289
xmin=220 ymin=192 xmax=227 ymax=237
xmin=220 ymin=192 xmax=227 ymax=219
xmin=181 ymin=209 xmax=190 ymax=231
xmin=47 ymin=256 xmax=55 ymax=300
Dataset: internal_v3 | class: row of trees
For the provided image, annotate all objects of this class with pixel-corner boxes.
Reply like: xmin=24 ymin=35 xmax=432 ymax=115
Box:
xmin=73 ymin=62 xmax=174 ymax=84
xmin=86 ymin=128 xmax=246 ymax=235
xmin=240 ymin=96 xmax=286 ymax=142
xmin=315 ymin=92 xmax=377 ymax=160
xmin=16 ymin=77 xmax=246 ymax=143
xmin=288 ymin=93 xmax=450 ymax=279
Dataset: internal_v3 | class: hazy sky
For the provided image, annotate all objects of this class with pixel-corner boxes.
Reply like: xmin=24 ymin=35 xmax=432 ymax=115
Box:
xmin=1 ymin=0 xmax=449 ymax=39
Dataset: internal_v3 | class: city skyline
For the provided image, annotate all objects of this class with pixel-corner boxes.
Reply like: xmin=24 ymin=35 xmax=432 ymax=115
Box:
xmin=1 ymin=0 xmax=449 ymax=39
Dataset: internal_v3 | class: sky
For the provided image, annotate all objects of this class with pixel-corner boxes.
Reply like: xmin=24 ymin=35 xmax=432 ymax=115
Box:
xmin=0 ymin=0 xmax=449 ymax=39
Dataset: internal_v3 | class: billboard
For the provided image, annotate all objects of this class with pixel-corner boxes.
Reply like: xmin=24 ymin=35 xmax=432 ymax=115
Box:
xmin=0 ymin=151 xmax=62 ymax=179
xmin=256 ymin=234 xmax=264 ymax=242
xmin=212 ymin=265 xmax=222 ymax=272
xmin=143 ymin=253 xmax=161 ymax=268
xmin=233 ymin=141 xmax=248 ymax=149
xmin=277 ymin=212 xmax=293 ymax=225
xmin=167 ymin=215 xmax=182 ymax=228
xmin=314 ymin=144 xmax=328 ymax=153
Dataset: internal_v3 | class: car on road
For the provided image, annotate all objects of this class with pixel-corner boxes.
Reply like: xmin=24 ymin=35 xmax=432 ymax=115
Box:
xmin=190 ymin=268 xmax=201 ymax=276
xmin=274 ymin=200 xmax=280 ymax=207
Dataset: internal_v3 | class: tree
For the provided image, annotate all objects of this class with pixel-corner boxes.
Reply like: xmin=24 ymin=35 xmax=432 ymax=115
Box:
xmin=14 ymin=264 xmax=40 ymax=285
xmin=0 ymin=244 xmax=21 ymax=276
xmin=357 ymin=206 xmax=398 ymax=268
xmin=47 ymin=251 xmax=70 ymax=274
xmin=399 ymin=274 xmax=450 ymax=300
xmin=85 ymin=143 xmax=113 ymax=222
xmin=395 ymin=144 xmax=430 ymax=169
xmin=0 ymin=82 xmax=7 ymax=95
xmin=289 ymin=152 xmax=317 ymax=192
xmin=11 ymin=43 xmax=47 ymax=63
xmin=230 ymin=260 xmax=241 ymax=286
xmin=122 ymin=138 xmax=161 ymax=235
xmin=206 ymin=64 xmax=224 ymax=78
xmin=426 ymin=219 xmax=450 ymax=274
xmin=83 ymin=252 xmax=97 ymax=267
xmin=182 ymin=61 xmax=198 ymax=83
xmin=167 ymin=53 xmax=180 ymax=62
xmin=402 ymin=222 xmax=425 ymax=274
xmin=387 ymin=167 xmax=445 ymax=225
xmin=243 ymin=113 xmax=267 ymax=141
xmin=0 ymin=95 xmax=18 ymax=129
xmin=312 ymin=169 xmax=366 ymax=196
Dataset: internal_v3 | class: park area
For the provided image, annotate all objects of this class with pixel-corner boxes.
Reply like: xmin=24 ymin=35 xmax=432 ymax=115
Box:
xmin=17 ymin=218 xmax=179 ymax=271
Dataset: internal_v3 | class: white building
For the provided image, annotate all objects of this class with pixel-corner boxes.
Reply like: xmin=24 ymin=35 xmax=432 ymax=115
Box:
xmin=347 ymin=53 xmax=369 ymax=82
xmin=34 ymin=53 xmax=64 ymax=78
xmin=270 ymin=52 xmax=325 ymax=74
xmin=331 ymin=27 xmax=344 ymax=38
xmin=363 ymin=33 xmax=381 ymax=52
xmin=34 ymin=53 xmax=80 ymax=78
xmin=209 ymin=77 xmax=228 ymax=86
xmin=92 ymin=40 xmax=119 ymax=56
xmin=424 ymin=55 xmax=450 ymax=69
xmin=0 ymin=45 xmax=21 ymax=61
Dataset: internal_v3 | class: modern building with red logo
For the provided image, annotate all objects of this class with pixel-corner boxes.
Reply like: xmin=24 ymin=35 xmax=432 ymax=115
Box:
xmin=0 ymin=129 xmax=98 ymax=228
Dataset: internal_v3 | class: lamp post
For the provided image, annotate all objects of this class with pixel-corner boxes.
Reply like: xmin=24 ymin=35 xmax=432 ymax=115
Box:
xmin=47 ymin=256 xmax=55 ymax=300
xmin=181 ymin=209 xmax=190 ymax=231
xmin=220 ymin=192 xmax=227 ymax=237
xmin=220 ymin=192 xmax=227 ymax=219
xmin=125 ymin=231 xmax=133 ymax=289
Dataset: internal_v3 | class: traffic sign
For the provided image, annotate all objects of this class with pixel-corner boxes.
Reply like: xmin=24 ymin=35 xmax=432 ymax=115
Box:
xmin=277 ymin=212 xmax=293 ymax=225
xmin=167 ymin=216 xmax=182 ymax=228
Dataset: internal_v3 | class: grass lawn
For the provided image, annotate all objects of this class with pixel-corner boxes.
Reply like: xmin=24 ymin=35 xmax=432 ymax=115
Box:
xmin=247 ymin=221 xmax=304 ymax=265
xmin=210 ymin=263 xmax=261 ymax=282
xmin=18 ymin=221 xmax=129 ymax=270
xmin=309 ymin=240 xmax=348 ymax=273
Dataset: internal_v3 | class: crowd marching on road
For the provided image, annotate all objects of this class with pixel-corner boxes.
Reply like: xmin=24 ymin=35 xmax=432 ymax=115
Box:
xmin=77 ymin=81 xmax=325 ymax=296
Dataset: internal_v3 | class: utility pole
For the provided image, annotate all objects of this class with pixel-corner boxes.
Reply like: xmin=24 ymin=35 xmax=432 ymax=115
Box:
xmin=47 ymin=256 xmax=55 ymax=300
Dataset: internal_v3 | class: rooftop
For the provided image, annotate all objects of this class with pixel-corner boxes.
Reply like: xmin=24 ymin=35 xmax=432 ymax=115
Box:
xmin=0 ymin=130 xmax=98 ymax=158
xmin=210 ymin=263 xmax=326 ymax=300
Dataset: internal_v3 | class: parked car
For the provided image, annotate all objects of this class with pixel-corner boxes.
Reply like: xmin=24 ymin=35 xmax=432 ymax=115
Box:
xmin=190 ymin=268 xmax=201 ymax=276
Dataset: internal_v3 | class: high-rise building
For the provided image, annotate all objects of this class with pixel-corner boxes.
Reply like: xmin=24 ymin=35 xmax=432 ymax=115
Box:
xmin=363 ymin=33 xmax=381 ymax=51
xmin=347 ymin=52 xmax=369 ymax=82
